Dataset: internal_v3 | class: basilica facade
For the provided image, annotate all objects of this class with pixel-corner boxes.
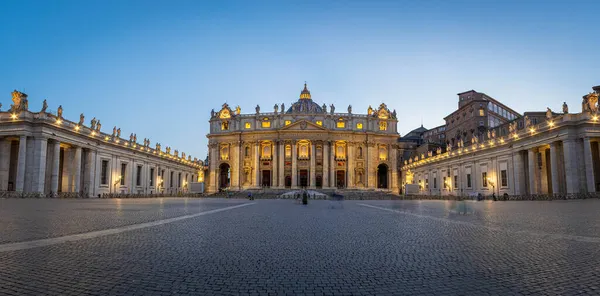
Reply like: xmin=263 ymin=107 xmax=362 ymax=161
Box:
xmin=206 ymin=84 xmax=402 ymax=193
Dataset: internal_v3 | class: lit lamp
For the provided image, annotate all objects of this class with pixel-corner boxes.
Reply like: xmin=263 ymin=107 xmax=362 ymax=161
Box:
xmin=593 ymin=115 xmax=598 ymax=122
xmin=74 ymin=125 xmax=80 ymax=131
xmin=487 ymin=177 xmax=496 ymax=199
xmin=10 ymin=113 xmax=18 ymax=120
xmin=56 ymin=118 xmax=62 ymax=125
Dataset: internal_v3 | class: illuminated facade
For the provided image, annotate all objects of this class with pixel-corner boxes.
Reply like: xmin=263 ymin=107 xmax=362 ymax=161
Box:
xmin=206 ymin=83 xmax=401 ymax=193
xmin=0 ymin=90 xmax=203 ymax=197
xmin=402 ymin=86 xmax=600 ymax=198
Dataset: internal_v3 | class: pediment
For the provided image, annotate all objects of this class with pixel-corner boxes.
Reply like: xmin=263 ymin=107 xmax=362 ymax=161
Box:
xmin=280 ymin=120 xmax=327 ymax=131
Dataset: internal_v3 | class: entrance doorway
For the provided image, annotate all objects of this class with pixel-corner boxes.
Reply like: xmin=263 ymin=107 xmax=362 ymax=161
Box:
xmin=285 ymin=175 xmax=291 ymax=188
xmin=377 ymin=164 xmax=388 ymax=189
xmin=262 ymin=170 xmax=271 ymax=187
xmin=316 ymin=175 xmax=322 ymax=188
xmin=336 ymin=170 xmax=345 ymax=188
xmin=219 ymin=163 xmax=230 ymax=190
xmin=299 ymin=170 xmax=308 ymax=187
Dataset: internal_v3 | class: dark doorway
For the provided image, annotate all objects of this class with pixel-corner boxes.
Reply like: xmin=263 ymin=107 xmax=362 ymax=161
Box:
xmin=316 ymin=175 xmax=322 ymax=188
xmin=219 ymin=163 xmax=230 ymax=190
xmin=377 ymin=164 xmax=388 ymax=189
xmin=299 ymin=170 xmax=308 ymax=187
xmin=262 ymin=170 xmax=271 ymax=187
xmin=285 ymin=175 xmax=291 ymax=188
xmin=336 ymin=170 xmax=345 ymax=188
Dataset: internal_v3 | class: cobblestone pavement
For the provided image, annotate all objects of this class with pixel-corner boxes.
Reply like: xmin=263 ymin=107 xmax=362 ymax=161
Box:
xmin=1 ymin=198 xmax=600 ymax=295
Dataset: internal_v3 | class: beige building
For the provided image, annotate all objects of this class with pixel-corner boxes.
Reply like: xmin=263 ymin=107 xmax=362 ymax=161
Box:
xmin=402 ymin=86 xmax=600 ymax=198
xmin=0 ymin=91 xmax=203 ymax=197
xmin=206 ymin=84 xmax=404 ymax=193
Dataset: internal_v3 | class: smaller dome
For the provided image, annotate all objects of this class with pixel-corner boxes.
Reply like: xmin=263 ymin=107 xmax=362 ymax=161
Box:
xmin=300 ymin=83 xmax=311 ymax=100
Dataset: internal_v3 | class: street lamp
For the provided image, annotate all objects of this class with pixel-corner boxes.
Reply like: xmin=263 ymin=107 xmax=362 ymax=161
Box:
xmin=487 ymin=177 xmax=496 ymax=200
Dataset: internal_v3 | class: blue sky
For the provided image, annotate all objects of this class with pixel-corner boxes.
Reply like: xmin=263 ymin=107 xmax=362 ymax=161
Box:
xmin=1 ymin=0 xmax=598 ymax=159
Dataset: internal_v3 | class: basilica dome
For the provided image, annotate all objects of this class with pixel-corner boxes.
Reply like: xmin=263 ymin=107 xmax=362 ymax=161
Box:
xmin=286 ymin=83 xmax=324 ymax=114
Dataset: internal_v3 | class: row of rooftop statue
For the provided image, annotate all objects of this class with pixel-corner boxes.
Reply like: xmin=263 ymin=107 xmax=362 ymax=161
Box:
xmin=210 ymin=103 xmax=398 ymax=119
xmin=2 ymin=90 xmax=200 ymax=163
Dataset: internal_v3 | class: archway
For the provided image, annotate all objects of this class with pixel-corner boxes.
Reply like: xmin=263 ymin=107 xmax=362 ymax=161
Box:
xmin=219 ymin=163 xmax=230 ymax=190
xmin=377 ymin=164 xmax=389 ymax=189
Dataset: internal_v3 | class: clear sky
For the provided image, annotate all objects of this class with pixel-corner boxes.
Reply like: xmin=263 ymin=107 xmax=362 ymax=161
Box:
xmin=1 ymin=0 xmax=598 ymax=159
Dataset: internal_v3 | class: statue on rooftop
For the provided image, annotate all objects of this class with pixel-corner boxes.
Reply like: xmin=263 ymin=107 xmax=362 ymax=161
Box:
xmin=562 ymin=102 xmax=568 ymax=114
xmin=235 ymin=106 xmax=241 ymax=115
xmin=116 ymin=128 xmax=121 ymax=138
xmin=112 ymin=126 xmax=117 ymax=137
xmin=348 ymin=105 xmax=352 ymax=114
xmin=255 ymin=105 xmax=260 ymax=114
xmin=546 ymin=107 xmax=553 ymax=120
xmin=90 ymin=117 xmax=97 ymax=130
xmin=41 ymin=100 xmax=48 ymax=113
xmin=156 ymin=143 xmax=161 ymax=152
xmin=368 ymin=105 xmax=373 ymax=115
xmin=330 ymin=104 xmax=335 ymax=114
xmin=524 ymin=115 xmax=531 ymax=128
xmin=10 ymin=90 xmax=28 ymax=113
xmin=281 ymin=103 xmax=285 ymax=112
xmin=57 ymin=105 xmax=63 ymax=119
xmin=79 ymin=113 xmax=85 ymax=126
xmin=211 ymin=109 xmax=215 ymax=118
xmin=96 ymin=120 xmax=101 ymax=131
xmin=392 ymin=109 xmax=397 ymax=119
xmin=274 ymin=104 xmax=278 ymax=114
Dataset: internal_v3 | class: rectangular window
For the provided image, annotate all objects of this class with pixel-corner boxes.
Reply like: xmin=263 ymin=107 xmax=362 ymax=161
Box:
xmin=433 ymin=177 xmax=437 ymax=189
xmin=501 ymin=170 xmax=508 ymax=187
xmin=356 ymin=123 xmax=363 ymax=129
xmin=454 ymin=175 xmax=458 ymax=189
xmin=482 ymin=172 xmax=487 ymax=187
xmin=170 ymin=171 xmax=174 ymax=188
xmin=337 ymin=121 xmax=345 ymax=128
xmin=178 ymin=173 xmax=182 ymax=188
xmin=425 ymin=178 xmax=429 ymax=189
xmin=467 ymin=174 xmax=472 ymax=188
xmin=120 ymin=163 xmax=127 ymax=186
xmin=150 ymin=168 xmax=155 ymax=187
xmin=479 ymin=109 xmax=485 ymax=116
xmin=136 ymin=165 xmax=142 ymax=186
xmin=101 ymin=160 xmax=109 ymax=185
xmin=245 ymin=122 xmax=251 ymax=129
xmin=262 ymin=121 xmax=271 ymax=128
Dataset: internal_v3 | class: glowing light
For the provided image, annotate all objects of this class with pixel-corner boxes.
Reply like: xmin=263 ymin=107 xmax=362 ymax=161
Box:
xmin=593 ymin=116 xmax=598 ymax=122
xmin=529 ymin=128 xmax=535 ymax=133
xmin=104 ymin=136 xmax=109 ymax=141
xmin=56 ymin=119 xmax=62 ymax=124
xmin=10 ymin=113 xmax=17 ymax=120
xmin=548 ymin=121 xmax=554 ymax=127
xmin=124 ymin=142 xmax=128 ymax=146
xmin=513 ymin=134 xmax=519 ymax=139
xmin=74 ymin=125 xmax=80 ymax=131
xmin=91 ymin=131 xmax=96 ymax=136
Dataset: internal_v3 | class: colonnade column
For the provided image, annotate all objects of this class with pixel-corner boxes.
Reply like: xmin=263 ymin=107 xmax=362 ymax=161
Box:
xmin=254 ymin=142 xmax=260 ymax=187
xmin=583 ymin=137 xmax=596 ymax=192
xmin=347 ymin=143 xmax=354 ymax=188
xmin=291 ymin=141 xmax=297 ymax=188
xmin=329 ymin=141 xmax=335 ymax=188
xmin=391 ymin=145 xmax=399 ymax=192
xmin=0 ymin=139 xmax=11 ymax=190
xmin=85 ymin=149 xmax=97 ymax=197
xmin=562 ymin=139 xmax=579 ymax=194
xmin=73 ymin=147 xmax=82 ymax=194
xmin=272 ymin=141 xmax=278 ymax=188
xmin=309 ymin=143 xmax=316 ymax=189
xmin=323 ymin=141 xmax=329 ymax=188
xmin=50 ymin=141 xmax=60 ymax=195
xmin=549 ymin=142 xmax=560 ymax=195
xmin=15 ymin=136 xmax=27 ymax=192
xmin=278 ymin=142 xmax=285 ymax=188
xmin=31 ymin=137 xmax=48 ymax=194
xmin=512 ymin=151 xmax=524 ymax=195
xmin=527 ymin=149 xmax=536 ymax=195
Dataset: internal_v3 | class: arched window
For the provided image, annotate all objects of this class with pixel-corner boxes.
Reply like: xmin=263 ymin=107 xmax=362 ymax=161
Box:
xmin=245 ymin=146 xmax=250 ymax=157
xmin=285 ymin=145 xmax=291 ymax=158
xmin=221 ymin=121 xmax=229 ymax=130
xmin=262 ymin=145 xmax=271 ymax=159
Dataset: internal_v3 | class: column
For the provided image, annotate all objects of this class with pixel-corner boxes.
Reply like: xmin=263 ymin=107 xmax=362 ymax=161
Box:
xmin=210 ymin=145 xmax=217 ymax=193
xmin=0 ymin=139 xmax=11 ymax=190
xmin=563 ymin=139 xmax=579 ymax=194
xmin=367 ymin=143 xmax=376 ymax=189
xmin=278 ymin=142 xmax=284 ymax=188
xmin=50 ymin=141 xmax=60 ymax=195
xmin=254 ymin=142 xmax=260 ymax=187
xmin=85 ymin=149 xmax=97 ymax=197
xmin=231 ymin=143 xmax=240 ymax=190
xmin=391 ymin=145 xmax=399 ymax=192
xmin=512 ymin=151 xmax=524 ymax=195
xmin=323 ymin=141 xmax=329 ymax=188
xmin=347 ymin=143 xmax=354 ymax=188
xmin=583 ymin=137 xmax=595 ymax=192
xmin=272 ymin=142 xmax=278 ymax=188
xmin=15 ymin=136 xmax=27 ymax=192
xmin=31 ymin=137 xmax=48 ymax=194
xmin=549 ymin=142 xmax=560 ymax=195
xmin=309 ymin=143 xmax=316 ymax=188
xmin=73 ymin=147 xmax=82 ymax=194
xmin=539 ymin=149 xmax=548 ymax=194
xmin=291 ymin=141 xmax=297 ymax=188
xmin=330 ymin=141 xmax=335 ymax=188
xmin=527 ymin=149 xmax=536 ymax=195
